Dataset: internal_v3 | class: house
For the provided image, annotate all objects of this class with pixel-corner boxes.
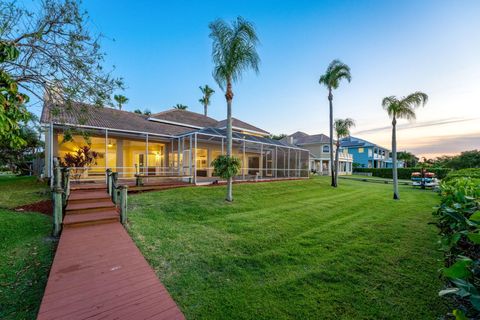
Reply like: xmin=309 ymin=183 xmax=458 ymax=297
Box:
xmin=340 ymin=136 xmax=404 ymax=168
xmin=40 ymin=101 xmax=310 ymax=184
xmin=282 ymin=132 xmax=353 ymax=175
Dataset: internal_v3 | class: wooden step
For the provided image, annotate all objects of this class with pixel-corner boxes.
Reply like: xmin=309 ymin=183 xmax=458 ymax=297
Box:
xmin=70 ymin=184 xmax=107 ymax=191
xmin=63 ymin=210 xmax=119 ymax=228
xmin=66 ymin=200 xmax=116 ymax=215
xmin=68 ymin=191 xmax=111 ymax=204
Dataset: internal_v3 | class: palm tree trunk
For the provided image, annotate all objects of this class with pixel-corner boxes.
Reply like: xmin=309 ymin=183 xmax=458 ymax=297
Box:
xmin=328 ymin=89 xmax=336 ymax=187
xmin=392 ymin=116 xmax=399 ymax=200
xmin=335 ymin=140 xmax=340 ymax=186
xmin=204 ymin=103 xmax=207 ymax=117
xmin=226 ymin=81 xmax=233 ymax=202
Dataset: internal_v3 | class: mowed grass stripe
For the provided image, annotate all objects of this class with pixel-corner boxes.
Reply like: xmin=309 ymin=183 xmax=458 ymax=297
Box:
xmin=128 ymin=177 xmax=446 ymax=319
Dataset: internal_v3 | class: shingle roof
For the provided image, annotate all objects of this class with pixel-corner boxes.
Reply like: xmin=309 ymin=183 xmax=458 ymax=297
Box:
xmin=340 ymin=136 xmax=387 ymax=149
xmin=192 ymin=127 xmax=304 ymax=149
xmin=40 ymin=102 xmax=193 ymax=136
xmin=282 ymin=133 xmax=331 ymax=145
xmin=149 ymin=109 xmax=218 ymax=128
xmin=215 ymin=117 xmax=270 ymax=135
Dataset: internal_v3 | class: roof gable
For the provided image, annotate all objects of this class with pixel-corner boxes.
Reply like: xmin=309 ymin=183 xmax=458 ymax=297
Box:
xmin=149 ymin=109 xmax=218 ymax=128
xmin=215 ymin=117 xmax=270 ymax=135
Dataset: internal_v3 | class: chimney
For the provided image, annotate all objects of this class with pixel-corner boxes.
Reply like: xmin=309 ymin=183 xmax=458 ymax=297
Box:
xmin=44 ymin=81 xmax=64 ymax=104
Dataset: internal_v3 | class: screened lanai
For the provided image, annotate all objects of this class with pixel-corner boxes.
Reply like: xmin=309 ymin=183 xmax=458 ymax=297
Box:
xmin=46 ymin=124 xmax=309 ymax=185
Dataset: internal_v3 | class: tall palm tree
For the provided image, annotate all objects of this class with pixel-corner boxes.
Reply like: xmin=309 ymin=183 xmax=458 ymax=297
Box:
xmin=209 ymin=17 xmax=260 ymax=202
xmin=319 ymin=60 xmax=351 ymax=187
xmin=199 ymin=85 xmax=215 ymax=116
xmin=382 ymin=91 xmax=428 ymax=200
xmin=173 ymin=104 xmax=188 ymax=110
xmin=334 ymin=118 xmax=355 ymax=186
xmin=113 ymin=94 xmax=128 ymax=110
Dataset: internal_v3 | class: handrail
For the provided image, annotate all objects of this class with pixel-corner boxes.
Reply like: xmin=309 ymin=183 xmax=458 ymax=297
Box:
xmin=52 ymin=158 xmax=63 ymax=237
xmin=106 ymin=169 xmax=127 ymax=225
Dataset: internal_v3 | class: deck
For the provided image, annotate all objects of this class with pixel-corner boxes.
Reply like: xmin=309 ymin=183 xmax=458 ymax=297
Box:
xmin=37 ymin=188 xmax=184 ymax=320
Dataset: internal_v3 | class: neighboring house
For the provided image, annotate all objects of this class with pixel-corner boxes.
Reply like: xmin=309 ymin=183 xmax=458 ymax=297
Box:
xmin=40 ymin=100 xmax=310 ymax=184
xmin=340 ymin=136 xmax=404 ymax=168
xmin=282 ymin=132 xmax=353 ymax=175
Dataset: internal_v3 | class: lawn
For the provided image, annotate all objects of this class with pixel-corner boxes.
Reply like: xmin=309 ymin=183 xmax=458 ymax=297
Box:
xmin=128 ymin=177 xmax=448 ymax=319
xmin=0 ymin=176 xmax=55 ymax=320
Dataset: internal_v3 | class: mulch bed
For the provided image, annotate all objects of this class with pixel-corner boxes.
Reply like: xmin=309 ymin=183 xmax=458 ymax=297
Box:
xmin=14 ymin=200 xmax=53 ymax=216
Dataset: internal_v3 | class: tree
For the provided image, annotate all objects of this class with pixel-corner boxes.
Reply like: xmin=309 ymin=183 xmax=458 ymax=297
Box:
xmin=333 ymin=118 xmax=355 ymax=186
xmin=270 ymin=133 xmax=287 ymax=140
xmin=382 ymin=92 xmax=428 ymax=199
xmin=1 ymin=0 xmax=123 ymax=106
xmin=1 ymin=0 xmax=123 ymax=147
xmin=397 ymin=150 xmax=418 ymax=167
xmin=133 ymin=108 xmax=151 ymax=115
xmin=319 ymin=60 xmax=351 ymax=187
xmin=114 ymin=94 xmax=128 ymax=110
xmin=199 ymin=85 xmax=215 ymax=116
xmin=209 ymin=16 xmax=260 ymax=202
xmin=173 ymin=104 xmax=188 ymax=110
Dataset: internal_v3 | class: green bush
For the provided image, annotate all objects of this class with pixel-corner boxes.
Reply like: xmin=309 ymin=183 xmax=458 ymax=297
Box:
xmin=443 ymin=168 xmax=480 ymax=182
xmin=433 ymin=177 xmax=480 ymax=318
xmin=353 ymin=167 xmax=451 ymax=179
xmin=211 ymin=155 xmax=241 ymax=179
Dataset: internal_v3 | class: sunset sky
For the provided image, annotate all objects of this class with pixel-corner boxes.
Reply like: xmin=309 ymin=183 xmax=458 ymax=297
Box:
xmin=30 ymin=0 xmax=480 ymax=159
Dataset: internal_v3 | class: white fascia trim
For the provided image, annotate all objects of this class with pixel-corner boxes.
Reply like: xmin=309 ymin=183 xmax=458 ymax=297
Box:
xmin=216 ymin=126 xmax=270 ymax=136
xmin=147 ymin=117 xmax=204 ymax=129
xmin=41 ymin=121 xmax=177 ymax=139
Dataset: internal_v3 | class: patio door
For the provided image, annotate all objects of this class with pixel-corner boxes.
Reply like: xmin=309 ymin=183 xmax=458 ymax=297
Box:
xmin=264 ymin=150 xmax=273 ymax=177
xmin=248 ymin=156 xmax=259 ymax=176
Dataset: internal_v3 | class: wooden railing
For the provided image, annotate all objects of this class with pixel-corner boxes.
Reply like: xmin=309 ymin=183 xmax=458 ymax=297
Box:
xmin=106 ymin=169 xmax=128 ymax=225
xmin=52 ymin=158 xmax=71 ymax=237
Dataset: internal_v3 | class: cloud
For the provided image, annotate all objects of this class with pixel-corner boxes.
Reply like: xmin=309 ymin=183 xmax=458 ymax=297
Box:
xmin=406 ymin=132 xmax=480 ymax=157
xmin=353 ymin=117 xmax=478 ymax=135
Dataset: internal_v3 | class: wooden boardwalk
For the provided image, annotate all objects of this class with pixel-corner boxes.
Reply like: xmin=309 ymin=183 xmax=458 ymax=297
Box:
xmin=37 ymin=189 xmax=184 ymax=320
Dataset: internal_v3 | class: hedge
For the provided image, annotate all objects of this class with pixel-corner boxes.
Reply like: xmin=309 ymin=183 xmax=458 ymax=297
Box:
xmin=443 ymin=168 xmax=480 ymax=182
xmin=353 ymin=167 xmax=451 ymax=179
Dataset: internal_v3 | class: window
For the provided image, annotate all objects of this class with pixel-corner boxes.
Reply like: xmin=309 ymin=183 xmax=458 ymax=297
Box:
xmin=368 ymin=149 xmax=373 ymax=157
xmin=322 ymin=145 xmax=330 ymax=153
xmin=358 ymin=148 xmax=364 ymax=153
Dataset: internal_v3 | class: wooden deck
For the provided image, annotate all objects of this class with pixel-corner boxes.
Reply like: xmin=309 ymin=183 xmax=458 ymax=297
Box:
xmin=37 ymin=188 xmax=184 ymax=320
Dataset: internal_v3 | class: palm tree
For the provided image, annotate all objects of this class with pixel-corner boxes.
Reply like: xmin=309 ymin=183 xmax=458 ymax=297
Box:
xmin=319 ymin=60 xmax=351 ymax=187
xmin=382 ymin=91 xmax=428 ymax=200
xmin=173 ymin=104 xmax=188 ymax=110
xmin=199 ymin=85 xmax=215 ymax=116
xmin=113 ymin=94 xmax=128 ymax=110
xmin=334 ymin=118 xmax=355 ymax=186
xmin=209 ymin=17 xmax=260 ymax=202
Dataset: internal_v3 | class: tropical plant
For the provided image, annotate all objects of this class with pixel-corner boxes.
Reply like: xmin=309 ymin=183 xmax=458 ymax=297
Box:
xmin=212 ymin=155 xmax=242 ymax=180
xmin=173 ymin=104 xmax=188 ymax=110
xmin=434 ymin=177 xmax=480 ymax=318
xmin=209 ymin=16 xmax=260 ymax=201
xmin=59 ymin=146 xmax=98 ymax=180
xmin=133 ymin=108 xmax=151 ymax=115
xmin=382 ymin=92 xmax=428 ymax=199
xmin=319 ymin=60 xmax=352 ymax=187
xmin=199 ymin=85 xmax=215 ymax=116
xmin=333 ymin=118 xmax=355 ymax=186
xmin=397 ymin=150 xmax=419 ymax=167
xmin=114 ymin=94 xmax=128 ymax=110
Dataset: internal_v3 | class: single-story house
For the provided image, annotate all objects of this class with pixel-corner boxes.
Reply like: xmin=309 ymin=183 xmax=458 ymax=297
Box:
xmin=40 ymin=100 xmax=310 ymax=184
xmin=282 ymin=132 xmax=353 ymax=175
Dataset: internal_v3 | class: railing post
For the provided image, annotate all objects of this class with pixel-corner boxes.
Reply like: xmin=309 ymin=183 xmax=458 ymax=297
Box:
xmin=106 ymin=169 xmax=112 ymax=196
xmin=119 ymin=185 xmax=128 ymax=225
xmin=112 ymin=172 xmax=118 ymax=204
xmin=52 ymin=158 xmax=63 ymax=237
xmin=61 ymin=167 xmax=71 ymax=208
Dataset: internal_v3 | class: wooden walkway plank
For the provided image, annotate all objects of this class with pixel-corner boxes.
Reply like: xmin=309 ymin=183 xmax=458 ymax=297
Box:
xmin=37 ymin=189 xmax=184 ymax=320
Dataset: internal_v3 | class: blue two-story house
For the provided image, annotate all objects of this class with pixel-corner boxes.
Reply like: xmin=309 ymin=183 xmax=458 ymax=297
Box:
xmin=340 ymin=136 xmax=403 ymax=168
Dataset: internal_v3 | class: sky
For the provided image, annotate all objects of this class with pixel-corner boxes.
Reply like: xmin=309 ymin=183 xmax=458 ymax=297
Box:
xmin=32 ymin=0 xmax=480 ymax=159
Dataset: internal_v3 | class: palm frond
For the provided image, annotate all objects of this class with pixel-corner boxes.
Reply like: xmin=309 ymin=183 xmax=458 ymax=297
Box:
xmin=334 ymin=118 xmax=356 ymax=139
xmin=319 ymin=59 xmax=351 ymax=89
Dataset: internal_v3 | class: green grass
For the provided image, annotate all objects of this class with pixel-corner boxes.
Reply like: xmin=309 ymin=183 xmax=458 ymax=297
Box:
xmin=128 ymin=177 xmax=447 ymax=319
xmin=0 ymin=175 xmax=50 ymax=209
xmin=0 ymin=176 xmax=54 ymax=320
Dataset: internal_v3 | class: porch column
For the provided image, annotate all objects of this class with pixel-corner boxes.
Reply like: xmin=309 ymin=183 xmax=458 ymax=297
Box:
xmin=221 ymin=137 xmax=224 ymax=155
xmin=189 ymin=135 xmax=193 ymax=179
xmin=259 ymin=144 xmax=263 ymax=178
xmin=116 ymin=139 xmax=123 ymax=177
xmin=177 ymin=138 xmax=181 ymax=175
xmin=274 ymin=146 xmax=278 ymax=178
xmin=105 ymin=129 xmax=108 ymax=183
xmin=145 ymin=134 xmax=149 ymax=175
xmin=287 ymin=149 xmax=290 ymax=177
xmin=194 ymin=133 xmax=197 ymax=184
xmin=242 ymin=140 xmax=246 ymax=180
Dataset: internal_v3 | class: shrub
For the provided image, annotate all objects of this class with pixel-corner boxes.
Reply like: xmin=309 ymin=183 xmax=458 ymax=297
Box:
xmin=353 ymin=167 xmax=451 ymax=179
xmin=433 ymin=177 xmax=480 ymax=318
xmin=211 ymin=155 xmax=241 ymax=179
xmin=443 ymin=168 xmax=480 ymax=183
